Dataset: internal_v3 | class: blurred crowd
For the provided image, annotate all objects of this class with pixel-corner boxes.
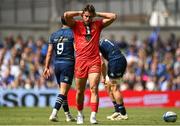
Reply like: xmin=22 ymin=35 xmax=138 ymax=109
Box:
xmin=0 ymin=30 xmax=180 ymax=91
xmin=117 ymin=30 xmax=180 ymax=91
xmin=0 ymin=34 xmax=56 ymax=89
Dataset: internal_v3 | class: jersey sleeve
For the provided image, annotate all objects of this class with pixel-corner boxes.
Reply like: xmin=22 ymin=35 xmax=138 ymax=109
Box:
xmin=95 ymin=19 xmax=103 ymax=30
xmin=72 ymin=20 xmax=79 ymax=32
xmin=48 ymin=33 xmax=55 ymax=44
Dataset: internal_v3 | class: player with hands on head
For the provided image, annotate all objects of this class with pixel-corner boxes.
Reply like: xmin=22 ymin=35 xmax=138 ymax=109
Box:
xmin=64 ymin=4 xmax=117 ymax=124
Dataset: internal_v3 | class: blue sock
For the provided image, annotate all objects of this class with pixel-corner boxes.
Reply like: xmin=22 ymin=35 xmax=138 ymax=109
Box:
xmin=54 ymin=94 xmax=65 ymax=110
xmin=112 ymin=101 xmax=118 ymax=112
xmin=62 ymin=96 xmax=69 ymax=112
xmin=116 ymin=103 xmax=126 ymax=115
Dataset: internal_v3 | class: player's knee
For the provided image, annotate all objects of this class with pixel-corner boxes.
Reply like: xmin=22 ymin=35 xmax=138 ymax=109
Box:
xmin=90 ymin=85 xmax=98 ymax=94
xmin=76 ymin=88 xmax=84 ymax=95
xmin=111 ymin=80 xmax=118 ymax=85
xmin=111 ymin=85 xmax=119 ymax=91
xmin=60 ymin=91 xmax=68 ymax=96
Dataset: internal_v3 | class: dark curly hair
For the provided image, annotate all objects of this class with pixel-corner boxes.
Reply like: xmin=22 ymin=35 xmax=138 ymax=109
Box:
xmin=61 ymin=16 xmax=67 ymax=25
xmin=82 ymin=4 xmax=96 ymax=17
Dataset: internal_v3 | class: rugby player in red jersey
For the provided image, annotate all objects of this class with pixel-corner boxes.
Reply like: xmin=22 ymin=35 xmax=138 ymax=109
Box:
xmin=64 ymin=4 xmax=117 ymax=124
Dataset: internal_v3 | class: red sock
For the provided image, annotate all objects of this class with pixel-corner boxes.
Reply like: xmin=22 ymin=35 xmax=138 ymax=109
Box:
xmin=91 ymin=102 xmax=99 ymax=112
xmin=77 ymin=103 xmax=83 ymax=111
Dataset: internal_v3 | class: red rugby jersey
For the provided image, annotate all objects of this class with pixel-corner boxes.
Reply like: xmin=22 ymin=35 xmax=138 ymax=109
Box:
xmin=72 ymin=20 xmax=103 ymax=60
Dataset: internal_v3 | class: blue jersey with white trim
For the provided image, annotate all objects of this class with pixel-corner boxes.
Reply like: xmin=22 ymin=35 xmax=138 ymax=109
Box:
xmin=49 ymin=28 xmax=74 ymax=62
xmin=99 ymin=39 xmax=123 ymax=61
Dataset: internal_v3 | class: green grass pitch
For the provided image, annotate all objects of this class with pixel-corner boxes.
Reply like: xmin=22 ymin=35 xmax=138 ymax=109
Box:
xmin=0 ymin=107 xmax=179 ymax=125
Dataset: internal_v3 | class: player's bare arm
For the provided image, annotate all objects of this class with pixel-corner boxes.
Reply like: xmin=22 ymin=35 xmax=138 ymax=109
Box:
xmin=96 ymin=12 xmax=117 ymax=28
xmin=64 ymin=11 xmax=82 ymax=27
xmin=43 ymin=44 xmax=53 ymax=79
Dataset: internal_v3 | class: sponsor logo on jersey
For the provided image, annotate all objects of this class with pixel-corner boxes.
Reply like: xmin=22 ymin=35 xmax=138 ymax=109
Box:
xmin=64 ymin=76 xmax=69 ymax=82
xmin=110 ymin=73 xmax=114 ymax=77
xmin=54 ymin=38 xmax=58 ymax=41
xmin=116 ymin=73 xmax=122 ymax=76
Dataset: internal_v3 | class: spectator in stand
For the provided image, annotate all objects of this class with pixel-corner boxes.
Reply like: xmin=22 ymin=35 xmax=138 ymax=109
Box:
xmin=117 ymin=35 xmax=128 ymax=52
xmin=146 ymin=52 xmax=167 ymax=90
xmin=130 ymin=34 xmax=142 ymax=49
xmin=125 ymin=43 xmax=138 ymax=65
xmin=135 ymin=48 xmax=149 ymax=90
xmin=35 ymin=37 xmax=48 ymax=65
xmin=167 ymin=33 xmax=177 ymax=54
xmin=157 ymin=50 xmax=174 ymax=91
xmin=26 ymin=36 xmax=37 ymax=53
xmin=123 ymin=62 xmax=137 ymax=90
xmin=173 ymin=47 xmax=180 ymax=90
xmin=4 ymin=33 xmax=15 ymax=49
xmin=0 ymin=68 xmax=15 ymax=88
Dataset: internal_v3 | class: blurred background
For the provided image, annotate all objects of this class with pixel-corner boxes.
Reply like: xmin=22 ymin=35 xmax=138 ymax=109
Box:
xmin=0 ymin=0 xmax=180 ymax=107
xmin=1 ymin=0 xmax=180 ymax=39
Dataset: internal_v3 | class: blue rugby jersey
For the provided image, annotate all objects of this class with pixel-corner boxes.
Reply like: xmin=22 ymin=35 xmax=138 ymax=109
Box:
xmin=99 ymin=39 xmax=123 ymax=61
xmin=49 ymin=28 xmax=74 ymax=62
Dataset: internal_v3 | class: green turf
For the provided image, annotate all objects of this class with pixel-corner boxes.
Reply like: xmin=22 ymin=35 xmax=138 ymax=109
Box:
xmin=0 ymin=107 xmax=179 ymax=125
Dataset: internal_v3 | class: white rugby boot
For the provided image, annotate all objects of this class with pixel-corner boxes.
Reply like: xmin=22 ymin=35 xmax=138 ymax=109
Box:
xmin=49 ymin=114 xmax=58 ymax=122
xmin=65 ymin=112 xmax=76 ymax=122
xmin=106 ymin=112 xmax=120 ymax=120
xmin=90 ymin=112 xmax=98 ymax=124
xmin=113 ymin=113 xmax=128 ymax=120
xmin=77 ymin=115 xmax=84 ymax=124
xmin=49 ymin=109 xmax=58 ymax=122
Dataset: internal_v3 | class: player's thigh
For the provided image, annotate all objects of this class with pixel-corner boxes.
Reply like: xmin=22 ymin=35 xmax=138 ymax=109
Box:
xmin=75 ymin=60 xmax=89 ymax=78
xmin=88 ymin=72 xmax=101 ymax=88
xmin=60 ymin=82 xmax=71 ymax=95
xmin=108 ymin=57 xmax=127 ymax=79
xmin=88 ymin=58 xmax=101 ymax=74
xmin=88 ymin=60 xmax=101 ymax=87
xmin=54 ymin=62 xmax=74 ymax=85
